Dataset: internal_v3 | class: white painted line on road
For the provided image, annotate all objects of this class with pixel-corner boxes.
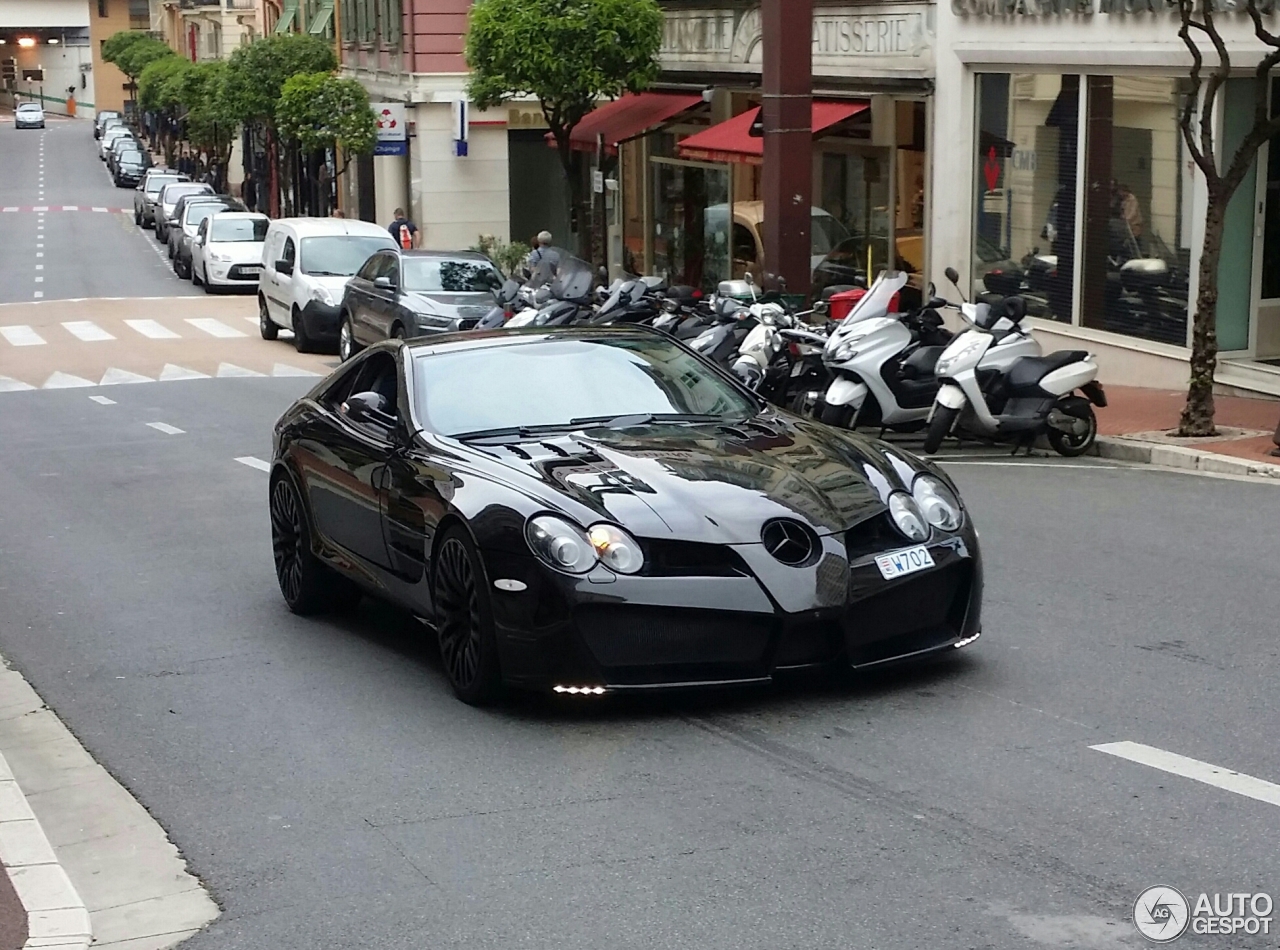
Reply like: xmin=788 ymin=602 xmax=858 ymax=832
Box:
xmin=35 ymin=265 xmax=43 ymax=270
xmin=91 ymin=207 xmax=107 ymax=213
xmin=216 ymin=363 xmax=265 ymax=378
xmin=32 ymin=292 xmax=42 ymax=299
xmin=62 ymin=321 xmax=114 ymax=342
xmin=272 ymin=363 xmax=321 ymax=377
xmin=100 ymin=368 xmax=153 ymax=386
xmin=35 ymin=252 xmax=43 ymax=258
xmin=1092 ymin=741 xmax=1280 ymax=809
xmin=34 ymin=277 xmax=43 ymax=283
xmin=235 ymin=456 xmax=271 ymax=472
xmin=939 ymin=461 xmax=1121 ymax=470
xmin=60 ymin=206 xmax=78 ymax=212
xmin=89 ymin=395 xmax=116 ymax=405
xmin=41 ymin=372 xmax=95 ymax=389
xmin=186 ymin=318 xmax=246 ymax=339
xmin=145 ymin=422 xmax=185 ymax=435
xmin=1 ymin=207 xmax=15 ymax=213
xmin=0 ymin=325 xmax=46 ymax=346
xmin=0 ymin=377 xmax=36 ymax=393
xmin=32 ymin=206 xmax=46 ymax=212
xmin=158 ymin=364 xmax=210 ymax=381
xmin=125 ymin=319 xmax=180 ymax=340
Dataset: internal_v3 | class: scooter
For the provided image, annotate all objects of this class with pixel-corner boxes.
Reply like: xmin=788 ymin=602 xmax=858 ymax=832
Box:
xmin=922 ymin=267 xmax=1108 ymax=457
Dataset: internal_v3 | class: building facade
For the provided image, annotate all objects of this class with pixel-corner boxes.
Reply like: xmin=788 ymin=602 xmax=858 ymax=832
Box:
xmin=154 ymin=0 xmax=259 ymax=63
xmin=86 ymin=0 xmax=152 ymax=114
xmin=933 ymin=0 xmax=1280 ymax=396
xmin=1 ymin=0 xmax=94 ymax=115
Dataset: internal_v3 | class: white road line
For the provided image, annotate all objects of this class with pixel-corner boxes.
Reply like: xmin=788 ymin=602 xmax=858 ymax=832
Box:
xmin=186 ymin=318 xmax=245 ymax=339
xmin=32 ymin=292 xmax=43 ymax=299
xmin=33 ymin=277 xmax=43 ymax=283
xmin=158 ymin=364 xmax=210 ymax=381
xmin=34 ymin=264 xmax=43 ymax=270
xmin=124 ymin=319 xmax=180 ymax=340
xmin=243 ymin=317 xmax=259 ymax=327
xmin=216 ymin=363 xmax=265 ymax=377
xmin=35 ymin=252 xmax=43 ymax=258
xmin=100 ymin=368 xmax=153 ymax=385
xmin=235 ymin=456 xmax=271 ymax=472
xmin=62 ymin=321 xmax=115 ymax=342
xmin=940 ymin=461 xmax=1121 ymax=470
xmin=91 ymin=207 xmax=107 ymax=213
xmin=1092 ymin=741 xmax=1280 ymax=809
xmin=42 ymin=372 xmax=95 ymax=389
xmin=89 ymin=395 xmax=117 ymax=405
xmin=146 ymin=422 xmax=185 ymax=435
xmin=0 ymin=325 xmax=46 ymax=346
xmin=0 ymin=377 xmax=36 ymax=393
xmin=272 ymin=363 xmax=321 ymax=377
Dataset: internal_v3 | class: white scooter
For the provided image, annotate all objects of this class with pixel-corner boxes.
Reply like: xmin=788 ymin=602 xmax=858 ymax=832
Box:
xmin=922 ymin=267 xmax=1107 ymax=457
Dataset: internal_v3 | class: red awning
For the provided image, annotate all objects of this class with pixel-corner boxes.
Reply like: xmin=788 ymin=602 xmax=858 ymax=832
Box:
xmin=676 ymin=100 xmax=869 ymax=165
xmin=549 ymin=92 xmax=703 ymax=154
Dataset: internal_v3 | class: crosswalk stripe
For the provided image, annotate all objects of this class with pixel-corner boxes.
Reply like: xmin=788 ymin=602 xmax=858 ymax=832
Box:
xmin=100 ymin=368 xmax=154 ymax=385
xmin=62 ymin=321 xmax=115 ymax=342
xmin=243 ymin=317 xmax=258 ymax=327
xmin=235 ymin=456 xmax=271 ymax=472
xmin=272 ymin=363 xmax=322 ymax=377
xmin=0 ymin=377 xmax=36 ymax=392
xmin=158 ymin=364 xmax=210 ymax=381
xmin=124 ymin=319 xmax=181 ymax=340
xmin=89 ymin=395 xmax=116 ymax=405
xmin=146 ymin=422 xmax=185 ymax=435
xmin=42 ymin=372 xmax=95 ymax=389
xmin=216 ymin=363 xmax=266 ymax=377
xmin=186 ymin=318 xmax=246 ymax=339
xmin=0 ymin=325 xmax=46 ymax=347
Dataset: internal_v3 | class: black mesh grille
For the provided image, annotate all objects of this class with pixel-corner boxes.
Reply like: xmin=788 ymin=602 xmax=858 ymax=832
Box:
xmin=641 ymin=539 xmax=748 ymax=577
xmin=574 ymin=605 xmax=772 ymax=681
xmin=844 ymin=512 xmax=899 ymax=562
xmin=844 ymin=562 xmax=971 ymax=665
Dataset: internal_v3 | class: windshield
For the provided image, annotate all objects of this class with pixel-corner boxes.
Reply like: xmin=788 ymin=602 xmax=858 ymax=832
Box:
xmin=17 ymin=104 xmax=41 ymax=113
xmin=412 ymin=335 xmax=757 ymax=437
xmin=211 ymin=218 xmax=268 ymax=242
xmin=549 ymin=256 xmax=595 ymax=301
xmin=161 ymin=184 xmax=212 ymax=206
xmin=401 ymin=257 xmax=498 ymax=293
xmin=299 ymin=236 xmax=395 ymax=277
xmin=184 ymin=203 xmax=227 ymax=227
xmin=146 ymin=177 xmax=182 ymax=196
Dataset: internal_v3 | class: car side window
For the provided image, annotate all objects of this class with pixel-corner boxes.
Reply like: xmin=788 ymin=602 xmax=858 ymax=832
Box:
xmin=337 ymin=353 xmax=401 ymax=437
xmin=319 ymin=362 xmax=362 ymax=410
xmin=281 ymin=237 xmax=296 ymax=267
xmin=357 ymin=255 xmax=383 ymax=282
xmin=375 ymin=255 xmax=399 ymax=286
xmin=196 ymin=219 xmax=208 ymax=242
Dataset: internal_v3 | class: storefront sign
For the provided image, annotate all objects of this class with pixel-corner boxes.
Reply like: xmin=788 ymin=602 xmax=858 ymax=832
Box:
xmin=660 ymin=5 xmax=933 ymax=74
xmin=952 ymin=0 xmax=1277 ymax=15
xmin=373 ymin=102 xmax=407 ymax=157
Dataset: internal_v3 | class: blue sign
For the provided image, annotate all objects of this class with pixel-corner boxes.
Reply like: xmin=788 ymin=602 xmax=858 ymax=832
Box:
xmin=375 ymin=140 xmax=408 ymax=156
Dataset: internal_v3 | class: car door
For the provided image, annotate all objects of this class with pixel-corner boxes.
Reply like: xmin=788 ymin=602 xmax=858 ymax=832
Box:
xmin=347 ymin=254 xmax=382 ymax=346
xmin=269 ymin=235 xmax=297 ymax=325
xmin=192 ymin=219 xmax=209 ymax=276
xmin=374 ymin=255 xmax=403 ymax=339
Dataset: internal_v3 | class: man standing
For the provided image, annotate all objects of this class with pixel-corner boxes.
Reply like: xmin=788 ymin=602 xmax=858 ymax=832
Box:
xmin=241 ymin=171 xmax=257 ymax=213
xmin=524 ymin=230 xmax=558 ymax=275
xmin=388 ymin=208 xmax=420 ymax=249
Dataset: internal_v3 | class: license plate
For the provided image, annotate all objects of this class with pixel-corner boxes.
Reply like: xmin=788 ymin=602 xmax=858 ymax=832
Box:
xmin=242 ymin=265 xmax=261 ymax=272
xmin=874 ymin=545 xmax=935 ymax=580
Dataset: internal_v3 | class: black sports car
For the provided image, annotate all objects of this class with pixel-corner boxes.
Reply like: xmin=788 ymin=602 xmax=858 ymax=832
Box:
xmin=269 ymin=327 xmax=983 ymax=704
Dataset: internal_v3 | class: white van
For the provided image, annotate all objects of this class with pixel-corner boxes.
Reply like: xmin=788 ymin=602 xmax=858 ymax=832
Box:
xmin=257 ymin=218 xmax=398 ymax=352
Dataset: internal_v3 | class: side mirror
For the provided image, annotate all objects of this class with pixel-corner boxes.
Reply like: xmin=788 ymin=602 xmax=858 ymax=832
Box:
xmin=276 ymin=259 xmax=294 ymax=276
xmin=927 ymin=296 xmax=947 ymax=310
xmin=374 ymin=276 xmax=394 ymax=290
xmin=944 ymin=266 xmax=960 ymax=285
xmin=341 ymin=391 xmax=395 ymax=427
xmin=927 ymin=281 xmax=936 ymax=299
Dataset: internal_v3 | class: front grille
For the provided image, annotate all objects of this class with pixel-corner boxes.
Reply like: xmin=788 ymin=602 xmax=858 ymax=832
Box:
xmin=641 ymin=539 xmax=747 ymax=577
xmin=844 ymin=562 xmax=971 ymax=665
xmin=574 ymin=605 xmax=772 ymax=683
xmin=844 ymin=512 xmax=899 ymax=562
xmin=227 ymin=265 xmax=262 ymax=280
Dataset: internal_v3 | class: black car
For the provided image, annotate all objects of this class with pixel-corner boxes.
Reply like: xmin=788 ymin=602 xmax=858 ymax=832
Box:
xmin=113 ymin=149 xmax=149 ymax=187
xmin=269 ymin=327 xmax=983 ymax=705
xmin=338 ymin=249 xmax=501 ymax=361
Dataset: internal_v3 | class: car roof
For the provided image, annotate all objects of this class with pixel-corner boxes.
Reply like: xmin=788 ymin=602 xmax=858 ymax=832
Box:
xmin=209 ymin=211 xmax=267 ymax=221
xmin=17 ymin=102 xmax=42 ymax=110
xmin=268 ymin=217 xmax=395 ymax=240
xmin=402 ymin=325 xmax=662 ymax=359
xmin=395 ymin=249 xmax=492 ymax=262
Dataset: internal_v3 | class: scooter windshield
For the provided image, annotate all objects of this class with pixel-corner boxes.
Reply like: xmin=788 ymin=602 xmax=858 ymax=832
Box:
xmin=525 ymin=246 xmax=571 ymax=289
xmin=549 ymin=256 xmax=596 ymax=302
xmin=844 ymin=271 xmax=910 ymax=323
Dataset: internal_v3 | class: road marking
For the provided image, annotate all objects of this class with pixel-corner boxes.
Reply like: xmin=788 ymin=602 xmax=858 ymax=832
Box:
xmin=34 ymin=276 xmax=43 ymax=283
xmin=33 ymin=206 xmax=46 ymax=212
xmin=158 ymin=364 xmax=210 ymax=381
xmin=42 ymin=372 xmax=95 ymax=389
xmin=34 ymin=264 xmax=43 ymax=270
xmin=0 ymin=325 xmax=46 ymax=346
xmin=100 ymin=368 xmax=153 ymax=386
xmin=272 ymin=363 xmax=321 ymax=377
xmin=125 ymin=319 xmax=180 ymax=340
xmin=89 ymin=395 xmax=117 ymax=405
xmin=0 ymin=377 xmax=36 ymax=392
xmin=186 ymin=318 xmax=245 ymax=339
xmin=60 ymin=205 xmax=78 ymax=212
xmin=35 ymin=252 xmax=43 ymax=258
xmin=92 ymin=207 xmax=107 ymax=213
xmin=0 ymin=207 xmax=15 ymax=213
xmin=216 ymin=363 xmax=265 ymax=377
xmin=235 ymin=456 xmax=271 ymax=472
xmin=940 ymin=461 xmax=1121 ymax=470
xmin=62 ymin=321 xmax=115 ymax=342
xmin=1092 ymin=741 xmax=1280 ymax=809
xmin=33 ymin=292 xmax=43 ymax=299
xmin=145 ymin=422 xmax=185 ymax=435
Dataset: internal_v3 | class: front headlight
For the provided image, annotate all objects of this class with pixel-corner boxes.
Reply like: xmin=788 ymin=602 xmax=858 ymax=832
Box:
xmin=912 ymin=475 xmax=963 ymax=531
xmin=833 ymin=342 xmax=856 ymax=363
xmin=310 ymin=286 xmax=336 ymax=306
xmin=526 ymin=515 xmax=597 ymax=574
xmin=887 ymin=491 xmax=930 ymax=542
xmin=587 ymin=524 xmax=644 ymax=574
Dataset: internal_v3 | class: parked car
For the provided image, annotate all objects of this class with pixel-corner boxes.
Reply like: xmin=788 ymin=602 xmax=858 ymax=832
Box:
xmin=113 ymin=149 xmax=148 ymax=187
xmin=100 ymin=127 xmax=132 ymax=161
xmin=257 ymin=218 xmax=398 ymax=353
xmin=266 ymin=327 xmax=982 ymax=704
xmin=171 ymin=196 xmax=247 ymax=278
xmin=93 ymin=110 xmax=120 ymax=140
xmin=154 ymin=181 xmax=214 ymax=243
xmin=338 ymin=249 xmax=501 ymax=361
xmin=190 ymin=212 xmax=269 ymax=292
xmin=107 ymin=135 xmax=142 ymax=175
xmin=134 ymin=170 xmax=189 ymax=227
xmin=14 ymin=102 xmax=45 ymax=130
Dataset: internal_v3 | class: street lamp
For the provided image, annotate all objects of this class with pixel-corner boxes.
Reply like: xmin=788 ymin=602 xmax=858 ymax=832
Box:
xmin=48 ymin=38 xmax=59 ymax=45
xmin=17 ymin=37 xmax=36 ymax=48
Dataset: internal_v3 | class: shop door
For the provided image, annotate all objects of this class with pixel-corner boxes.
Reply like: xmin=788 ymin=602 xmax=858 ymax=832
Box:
xmin=1252 ymin=78 xmax=1280 ymax=361
xmin=651 ymin=161 xmax=730 ymax=292
xmin=813 ymin=147 xmax=892 ymax=297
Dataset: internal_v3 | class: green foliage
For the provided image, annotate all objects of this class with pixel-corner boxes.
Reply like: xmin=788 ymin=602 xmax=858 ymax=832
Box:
xmin=177 ymin=61 xmax=237 ymax=153
xmin=102 ymin=32 xmax=175 ymax=83
xmin=472 ymin=234 xmax=528 ymax=276
xmin=137 ymin=55 xmax=190 ymax=112
xmin=221 ymin=33 xmax=338 ymax=128
xmin=277 ymin=73 xmax=377 ymax=155
xmin=466 ymin=0 xmax=663 ymax=141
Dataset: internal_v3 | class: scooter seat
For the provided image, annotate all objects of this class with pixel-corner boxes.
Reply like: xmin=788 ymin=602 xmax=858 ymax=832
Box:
xmin=901 ymin=345 xmax=946 ymax=380
xmin=1005 ymin=350 xmax=1088 ymax=395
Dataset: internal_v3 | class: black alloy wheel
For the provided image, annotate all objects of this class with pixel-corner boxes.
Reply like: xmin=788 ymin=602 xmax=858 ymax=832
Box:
xmin=432 ymin=528 xmax=502 ymax=705
xmin=338 ymin=314 xmax=357 ymax=361
xmin=269 ymin=474 xmax=359 ymax=615
xmin=391 ymin=325 xmax=407 ymax=341
xmin=259 ymin=297 xmax=278 ymax=340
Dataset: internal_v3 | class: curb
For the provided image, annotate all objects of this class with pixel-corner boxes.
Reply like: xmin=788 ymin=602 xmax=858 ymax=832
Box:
xmin=0 ymin=753 xmax=90 ymax=950
xmin=1097 ymin=435 xmax=1280 ymax=480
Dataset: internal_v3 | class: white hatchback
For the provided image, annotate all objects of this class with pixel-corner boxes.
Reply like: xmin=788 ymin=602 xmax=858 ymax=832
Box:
xmin=190 ymin=212 xmax=269 ymax=292
xmin=15 ymin=102 xmax=45 ymax=129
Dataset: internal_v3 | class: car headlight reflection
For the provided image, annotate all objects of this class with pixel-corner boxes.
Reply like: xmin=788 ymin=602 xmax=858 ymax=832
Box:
xmin=587 ymin=524 xmax=644 ymax=574
xmin=912 ymin=475 xmax=963 ymax=531
xmin=887 ymin=492 xmax=930 ymax=542
xmin=526 ymin=515 xmax=597 ymax=574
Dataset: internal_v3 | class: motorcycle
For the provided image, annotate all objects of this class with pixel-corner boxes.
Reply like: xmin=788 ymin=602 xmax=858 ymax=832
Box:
xmin=507 ymin=255 xmax=598 ymax=328
xmin=922 ymin=267 xmax=1107 ymax=457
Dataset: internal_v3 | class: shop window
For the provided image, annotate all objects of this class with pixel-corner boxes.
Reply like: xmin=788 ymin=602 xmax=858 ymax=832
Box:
xmin=1261 ymin=77 xmax=1280 ymax=301
xmin=814 ymin=151 xmax=887 ymax=295
xmin=1081 ymin=76 xmax=1192 ymax=346
xmin=651 ymin=162 xmax=730 ymax=292
xmin=972 ymin=74 xmax=1079 ymax=323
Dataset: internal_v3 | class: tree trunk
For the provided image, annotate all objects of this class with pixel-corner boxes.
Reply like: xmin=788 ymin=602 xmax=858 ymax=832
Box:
xmin=1179 ymin=191 xmax=1225 ymax=437
xmin=267 ymin=128 xmax=280 ymax=219
xmin=556 ymin=139 xmax=590 ymax=260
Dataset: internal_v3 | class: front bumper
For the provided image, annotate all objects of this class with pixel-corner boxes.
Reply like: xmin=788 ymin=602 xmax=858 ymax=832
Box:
xmin=205 ymin=261 xmax=264 ymax=287
xmin=482 ymin=522 xmax=983 ymax=693
xmin=16 ymin=120 xmax=44 ymax=129
xmin=298 ymin=300 xmax=343 ymax=341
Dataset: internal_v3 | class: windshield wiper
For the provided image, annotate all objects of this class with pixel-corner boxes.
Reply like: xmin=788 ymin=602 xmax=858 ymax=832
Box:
xmin=452 ymin=423 xmax=579 ymax=442
xmin=568 ymin=412 xmax=733 ymax=428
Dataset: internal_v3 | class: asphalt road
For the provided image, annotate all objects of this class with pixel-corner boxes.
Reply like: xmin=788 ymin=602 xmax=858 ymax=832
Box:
xmin=0 ymin=115 xmax=199 ymax=303
xmin=3 ymin=116 xmax=1280 ymax=949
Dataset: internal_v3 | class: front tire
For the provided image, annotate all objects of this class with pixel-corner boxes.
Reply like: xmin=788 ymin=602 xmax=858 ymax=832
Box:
xmin=924 ymin=406 xmax=959 ymax=455
xmin=338 ymin=314 xmax=358 ymax=362
xmin=819 ymin=401 xmax=853 ymax=429
xmin=259 ymin=297 xmax=279 ymax=340
xmin=1048 ymin=403 xmax=1097 ymax=457
xmin=191 ymin=261 xmax=202 ymax=286
xmin=269 ymin=474 xmax=361 ymax=616
xmin=292 ymin=307 xmax=314 ymax=353
xmin=432 ymin=527 xmax=503 ymax=705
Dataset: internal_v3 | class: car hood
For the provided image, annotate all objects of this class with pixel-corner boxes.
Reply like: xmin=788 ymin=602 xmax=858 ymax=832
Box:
xmin=209 ymin=241 xmax=264 ymax=263
xmin=461 ymin=414 xmax=921 ymax=544
xmin=403 ymin=291 xmax=494 ymax=322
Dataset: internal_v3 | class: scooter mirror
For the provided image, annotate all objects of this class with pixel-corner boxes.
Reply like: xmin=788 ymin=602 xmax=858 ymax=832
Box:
xmin=944 ymin=266 xmax=960 ymax=286
xmin=927 ymin=282 xmax=936 ymax=299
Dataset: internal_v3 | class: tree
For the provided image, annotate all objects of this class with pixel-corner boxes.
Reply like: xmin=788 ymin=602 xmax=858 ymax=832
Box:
xmin=466 ymin=0 xmax=663 ymax=258
xmin=1176 ymin=0 xmax=1280 ymax=435
xmin=102 ymin=33 xmax=175 ymax=89
xmin=278 ymin=72 xmax=377 ymax=163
